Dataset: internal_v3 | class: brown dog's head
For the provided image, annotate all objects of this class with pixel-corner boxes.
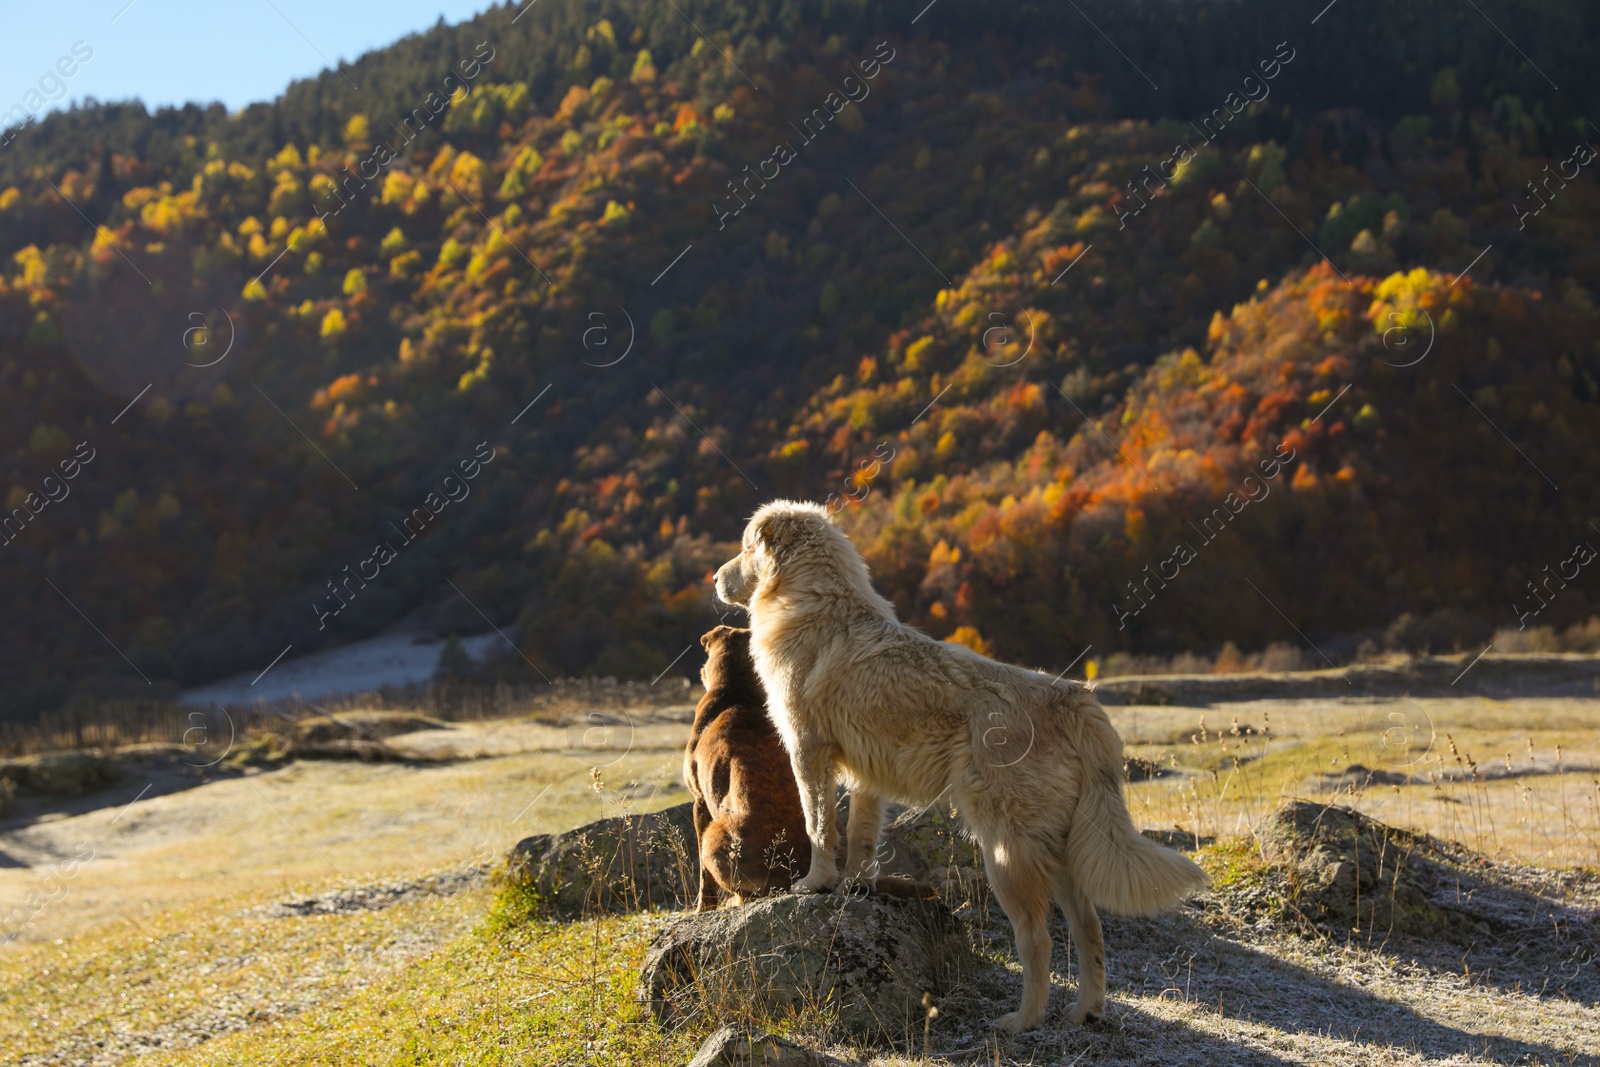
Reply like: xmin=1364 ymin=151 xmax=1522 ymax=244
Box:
xmin=699 ymin=625 xmax=757 ymax=692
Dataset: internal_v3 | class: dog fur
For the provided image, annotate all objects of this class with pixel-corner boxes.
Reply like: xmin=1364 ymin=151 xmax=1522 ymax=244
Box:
xmin=685 ymin=625 xmax=937 ymax=910
xmin=684 ymin=625 xmax=810 ymax=909
xmin=713 ymin=501 xmax=1208 ymax=1031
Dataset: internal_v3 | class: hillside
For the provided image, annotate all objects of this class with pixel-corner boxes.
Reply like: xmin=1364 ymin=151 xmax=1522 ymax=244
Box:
xmin=2 ymin=0 xmax=1599 ymax=718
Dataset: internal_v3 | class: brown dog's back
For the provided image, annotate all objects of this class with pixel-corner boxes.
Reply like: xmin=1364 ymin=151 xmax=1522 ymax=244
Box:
xmin=686 ymin=627 xmax=809 ymax=908
xmin=685 ymin=626 xmax=936 ymax=909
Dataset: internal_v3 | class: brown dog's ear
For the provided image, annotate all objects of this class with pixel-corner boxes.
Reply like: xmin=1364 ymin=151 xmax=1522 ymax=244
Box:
xmin=700 ymin=625 xmax=732 ymax=650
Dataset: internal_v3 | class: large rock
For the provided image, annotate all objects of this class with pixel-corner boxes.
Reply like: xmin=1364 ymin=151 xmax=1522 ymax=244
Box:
xmin=506 ymin=802 xmax=697 ymax=918
xmin=687 ymin=1026 xmax=828 ymax=1067
xmin=874 ymin=800 xmax=981 ymax=887
xmin=640 ymin=891 xmax=977 ymax=1040
xmin=294 ymin=710 xmax=450 ymax=744
xmin=0 ymin=752 xmax=118 ymax=796
xmin=1254 ymin=801 xmax=1600 ymax=949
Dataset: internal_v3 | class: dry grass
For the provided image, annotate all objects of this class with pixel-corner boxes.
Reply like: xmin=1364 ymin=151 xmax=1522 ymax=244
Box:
xmin=0 ymin=740 xmax=687 ymax=946
xmin=1116 ymin=696 xmax=1600 ymax=869
xmin=1 ymin=687 xmax=1596 ymax=1065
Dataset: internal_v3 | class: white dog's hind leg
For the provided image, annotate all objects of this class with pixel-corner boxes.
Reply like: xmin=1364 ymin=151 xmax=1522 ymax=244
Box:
xmin=984 ymin=841 xmax=1053 ymax=1032
xmin=842 ymin=789 xmax=887 ymax=888
xmin=1054 ymin=881 xmax=1106 ymax=1023
xmin=789 ymin=742 xmax=840 ymax=892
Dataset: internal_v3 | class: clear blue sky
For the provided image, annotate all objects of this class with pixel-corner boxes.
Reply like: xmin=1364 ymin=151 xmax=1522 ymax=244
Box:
xmin=2 ymin=0 xmax=500 ymax=121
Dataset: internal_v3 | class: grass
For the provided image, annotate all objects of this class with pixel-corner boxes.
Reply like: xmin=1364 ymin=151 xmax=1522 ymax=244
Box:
xmin=3 ymin=687 xmax=1598 ymax=1065
xmin=2 ymin=882 xmax=703 ymax=1066
xmin=0 ymin=743 xmax=688 ymax=946
xmin=1116 ymin=696 xmax=1600 ymax=869
xmin=155 ymin=909 xmax=700 ymax=1066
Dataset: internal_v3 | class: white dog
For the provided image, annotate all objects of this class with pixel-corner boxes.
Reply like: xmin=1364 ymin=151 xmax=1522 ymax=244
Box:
xmin=714 ymin=500 xmax=1207 ymax=1031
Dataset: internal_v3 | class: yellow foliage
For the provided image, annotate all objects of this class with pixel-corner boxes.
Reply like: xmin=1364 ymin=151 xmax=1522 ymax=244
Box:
xmin=320 ymin=307 xmax=348 ymax=338
xmin=271 ymin=143 xmax=304 ymax=172
xmin=945 ymin=626 xmax=993 ymax=656
xmin=904 ymin=335 xmax=934 ymax=371
xmin=381 ymin=171 xmax=415 ymax=206
xmin=287 ymin=225 xmax=322 ymax=253
xmin=139 ymin=192 xmax=201 ymax=234
xmin=12 ymin=246 xmax=47 ymax=288
xmin=1368 ymin=267 xmax=1448 ymax=338
xmin=122 ymin=187 xmax=160 ymax=211
xmin=458 ymin=348 xmax=494 ymax=390
xmin=448 ymin=152 xmax=488 ymax=201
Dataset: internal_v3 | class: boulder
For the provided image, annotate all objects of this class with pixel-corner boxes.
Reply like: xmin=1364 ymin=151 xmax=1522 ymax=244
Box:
xmin=687 ymin=1025 xmax=828 ymax=1067
xmin=640 ymin=890 xmax=976 ymax=1040
xmin=1253 ymin=801 xmax=1599 ymax=949
xmin=873 ymin=800 xmax=982 ymax=895
xmin=293 ymin=710 xmax=449 ymax=744
xmin=0 ymin=752 xmax=119 ymax=796
xmin=505 ymin=802 xmax=697 ymax=918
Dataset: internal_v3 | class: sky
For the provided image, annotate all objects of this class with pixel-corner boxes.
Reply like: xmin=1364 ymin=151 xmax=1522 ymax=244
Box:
xmin=1 ymin=0 xmax=502 ymax=123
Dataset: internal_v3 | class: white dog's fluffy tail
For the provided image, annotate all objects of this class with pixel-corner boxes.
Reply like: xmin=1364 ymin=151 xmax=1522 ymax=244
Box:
xmin=1063 ymin=709 xmax=1208 ymax=915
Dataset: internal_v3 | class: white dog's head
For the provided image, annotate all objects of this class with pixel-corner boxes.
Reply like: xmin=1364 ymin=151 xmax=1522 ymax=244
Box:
xmin=713 ymin=500 xmax=893 ymax=618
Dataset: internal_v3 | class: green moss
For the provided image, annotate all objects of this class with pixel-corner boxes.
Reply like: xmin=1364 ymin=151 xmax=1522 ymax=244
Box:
xmin=483 ymin=875 xmax=542 ymax=935
xmin=1197 ymin=837 xmax=1267 ymax=894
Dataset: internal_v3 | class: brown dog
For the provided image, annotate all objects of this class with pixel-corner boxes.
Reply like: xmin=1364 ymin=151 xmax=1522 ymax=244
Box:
xmin=686 ymin=626 xmax=934 ymax=910
xmin=685 ymin=626 xmax=810 ymax=910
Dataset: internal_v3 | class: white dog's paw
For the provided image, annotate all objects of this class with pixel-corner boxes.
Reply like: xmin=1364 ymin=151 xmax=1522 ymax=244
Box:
xmin=1065 ymin=999 xmax=1104 ymax=1025
xmin=991 ymin=1010 xmax=1038 ymax=1033
xmin=792 ymin=871 xmax=836 ymax=893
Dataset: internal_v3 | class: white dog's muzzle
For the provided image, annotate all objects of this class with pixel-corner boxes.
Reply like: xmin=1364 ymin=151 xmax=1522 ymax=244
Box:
xmin=713 ymin=557 xmax=753 ymax=608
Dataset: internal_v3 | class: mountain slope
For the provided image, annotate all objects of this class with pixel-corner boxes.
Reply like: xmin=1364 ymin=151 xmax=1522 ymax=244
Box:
xmin=1 ymin=0 xmax=1598 ymax=716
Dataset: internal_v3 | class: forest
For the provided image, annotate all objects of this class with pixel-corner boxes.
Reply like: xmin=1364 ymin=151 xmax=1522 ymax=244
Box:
xmin=1 ymin=0 xmax=1598 ymax=719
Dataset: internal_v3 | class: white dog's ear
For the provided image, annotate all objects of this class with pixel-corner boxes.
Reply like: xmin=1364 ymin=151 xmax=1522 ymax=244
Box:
xmin=753 ymin=504 xmax=827 ymax=563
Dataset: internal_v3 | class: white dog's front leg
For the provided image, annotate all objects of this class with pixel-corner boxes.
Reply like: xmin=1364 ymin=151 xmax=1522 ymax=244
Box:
xmin=788 ymin=742 xmax=839 ymax=892
xmin=843 ymin=789 xmax=887 ymax=888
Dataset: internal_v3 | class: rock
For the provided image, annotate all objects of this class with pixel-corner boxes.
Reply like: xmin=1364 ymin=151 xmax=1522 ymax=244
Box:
xmin=1124 ymin=756 xmax=1173 ymax=782
xmin=1 ymin=752 xmax=119 ymax=796
xmin=1116 ymin=681 xmax=1176 ymax=706
xmin=294 ymin=711 xmax=450 ymax=744
xmin=260 ymin=864 xmax=487 ymax=917
xmin=505 ymin=802 xmax=697 ymax=918
xmin=1326 ymin=859 xmax=1356 ymax=891
xmin=287 ymin=738 xmax=403 ymax=761
xmin=1253 ymin=801 xmax=1600 ymax=947
xmin=873 ymin=800 xmax=982 ymax=896
xmin=687 ymin=1025 xmax=825 ymax=1067
xmin=640 ymin=891 xmax=976 ymax=1040
xmin=1315 ymin=763 xmax=1409 ymax=787
xmin=281 ymin=711 xmax=455 ymax=760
